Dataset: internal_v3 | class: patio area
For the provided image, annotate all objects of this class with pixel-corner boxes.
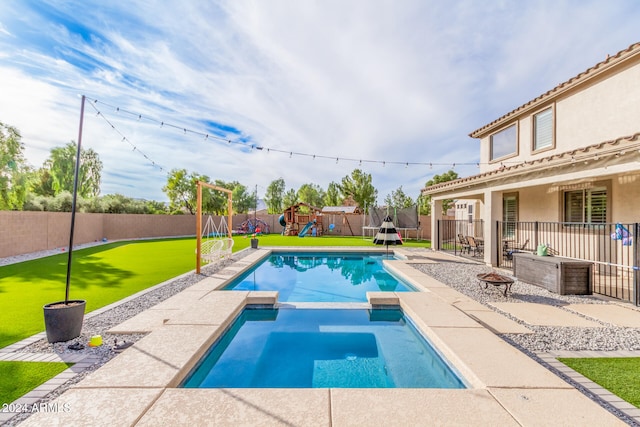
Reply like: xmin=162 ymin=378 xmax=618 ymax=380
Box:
xmin=3 ymin=248 xmax=639 ymax=426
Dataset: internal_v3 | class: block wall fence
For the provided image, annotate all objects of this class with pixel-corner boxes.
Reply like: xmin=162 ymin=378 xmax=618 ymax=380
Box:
xmin=0 ymin=211 xmax=433 ymax=258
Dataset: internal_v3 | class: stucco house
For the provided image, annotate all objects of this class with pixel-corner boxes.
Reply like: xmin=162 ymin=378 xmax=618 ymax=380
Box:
xmin=423 ymin=42 xmax=640 ymax=304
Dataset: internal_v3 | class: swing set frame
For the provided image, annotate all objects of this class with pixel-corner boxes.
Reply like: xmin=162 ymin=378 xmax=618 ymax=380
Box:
xmin=195 ymin=181 xmax=233 ymax=274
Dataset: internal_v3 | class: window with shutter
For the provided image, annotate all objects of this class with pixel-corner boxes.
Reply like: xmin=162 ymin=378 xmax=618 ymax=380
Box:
xmin=533 ymin=108 xmax=553 ymax=151
xmin=587 ymin=189 xmax=607 ymax=223
xmin=503 ymin=195 xmax=517 ymax=237
xmin=564 ymin=187 xmax=607 ymax=223
xmin=565 ymin=191 xmax=584 ymax=223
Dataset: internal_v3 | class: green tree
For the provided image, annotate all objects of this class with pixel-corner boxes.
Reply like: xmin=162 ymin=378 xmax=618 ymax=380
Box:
xmin=163 ymin=172 xmax=246 ymax=215
xmin=384 ymin=186 xmax=414 ymax=210
xmin=100 ymin=194 xmax=150 ymax=214
xmin=324 ymin=181 xmax=341 ymax=206
xmin=421 ymin=170 xmax=459 ymax=215
xmin=48 ymin=191 xmax=75 ymax=212
xmin=264 ymin=178 xmax=285 ymax=214
xmin=144 ymin=199 xmax=168 ymax=214
xmin=204 ymin=179 xmax=231 ymax=215
xmin=43 ymin=141 xmax=103 ymax=198
xmin=283 ymin=188 xmax=298 ymax=208
xmin=30 ymin=167 xmax=55 ymax=197
xmin=338 ymin=169 xmax=377 ymax=213
xmin=297 ymin=183 xmax=325 ymax=208
xmin=163 ymin=169 xmax=210 ymax=214
xmin=231 ymin=182 xmax=257 ymax=214
xmin=0 ymin=122 xmax=29 ymax=209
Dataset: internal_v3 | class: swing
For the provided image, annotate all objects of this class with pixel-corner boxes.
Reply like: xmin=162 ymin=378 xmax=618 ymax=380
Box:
xmin=200 ymin=216 xmax=232 ymax=263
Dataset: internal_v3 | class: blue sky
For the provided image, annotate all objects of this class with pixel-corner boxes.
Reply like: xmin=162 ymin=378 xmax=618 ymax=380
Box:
xmin=1 ymin=0 xmax=639 ymax=203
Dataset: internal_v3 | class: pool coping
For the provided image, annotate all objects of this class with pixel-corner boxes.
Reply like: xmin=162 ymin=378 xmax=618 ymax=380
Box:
xmin=16 ymin=248 xmax=628 ymax=426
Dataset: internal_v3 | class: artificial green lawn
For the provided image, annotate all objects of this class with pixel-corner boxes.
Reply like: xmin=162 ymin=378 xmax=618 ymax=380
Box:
xmin=0 ymin=361 xmax=72 ymax=404
xmin=0 ymin=235 xmax=429 ymax=349
xmin=559 ymin=357 xmax=640 ymax=408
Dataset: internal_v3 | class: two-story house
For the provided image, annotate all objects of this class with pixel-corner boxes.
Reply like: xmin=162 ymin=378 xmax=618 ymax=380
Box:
xmin=423 ymin=42 xmax=640 ymax=303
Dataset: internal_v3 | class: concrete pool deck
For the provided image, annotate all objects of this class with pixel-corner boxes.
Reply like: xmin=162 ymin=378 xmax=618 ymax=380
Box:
xmin=18 ymin=248 xmax=629 ymax=426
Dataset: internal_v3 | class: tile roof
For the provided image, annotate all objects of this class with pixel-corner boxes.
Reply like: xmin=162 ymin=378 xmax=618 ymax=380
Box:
xmin=469 ymin=42 xmax=640 ymax=138
xmin=423 ymin=132 xmax=640 ymax=194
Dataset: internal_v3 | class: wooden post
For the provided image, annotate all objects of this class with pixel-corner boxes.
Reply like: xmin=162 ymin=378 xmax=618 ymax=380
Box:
xmin=196 ymin=181 xmax=202 ymax=274
xmin=227 ymin=192 xmax=233 ymax=238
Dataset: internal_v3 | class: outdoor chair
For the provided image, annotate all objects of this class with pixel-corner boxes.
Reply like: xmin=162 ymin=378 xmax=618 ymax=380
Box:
xmin=457 ymin=234 xmax=470 ymax=254
xmin=466 ymin=236 xmax=483 ymax=257
xmin=201 ymin=239 xmax=224 ymax=264
xmin=505 ymin=238 xmax=529 ymax=260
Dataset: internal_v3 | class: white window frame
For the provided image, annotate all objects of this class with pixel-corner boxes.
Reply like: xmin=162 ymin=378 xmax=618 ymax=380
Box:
xmin=533 ymin=106 xmax=554 ymax=152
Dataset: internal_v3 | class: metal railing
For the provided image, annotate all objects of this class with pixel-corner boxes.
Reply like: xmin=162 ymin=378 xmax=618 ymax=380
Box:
xmin=437 ymin=219 xmax=484 ymax=255
xmin=438 ymin=219 xmax=639 ymax=305
xmin=497 ymin=221 xmax=638 ymax=304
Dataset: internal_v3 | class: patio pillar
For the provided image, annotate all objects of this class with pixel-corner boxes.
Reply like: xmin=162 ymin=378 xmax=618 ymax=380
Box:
xmin=431 ymin=199 xmax=444 ymax=250
xmin=482 ymin=190 xmax=503 ymax=266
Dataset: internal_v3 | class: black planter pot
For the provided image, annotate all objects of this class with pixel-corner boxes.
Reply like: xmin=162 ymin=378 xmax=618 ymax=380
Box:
xmin=43 ymin=300 xmax=86 ymax=343
xmin=251 ymin=238 xmax=259 ymax=249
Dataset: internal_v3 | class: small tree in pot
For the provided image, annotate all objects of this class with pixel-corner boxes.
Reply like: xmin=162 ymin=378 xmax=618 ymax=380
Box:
xmin=43 ymin=96 xmax=87 ymax=343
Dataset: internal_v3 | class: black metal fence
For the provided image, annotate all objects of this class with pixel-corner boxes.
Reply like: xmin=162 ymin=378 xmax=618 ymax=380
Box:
xmin=437 ymin=219 xmax=484 ymax=254
xmin=438 ymin=219 xmax=639 ymax=305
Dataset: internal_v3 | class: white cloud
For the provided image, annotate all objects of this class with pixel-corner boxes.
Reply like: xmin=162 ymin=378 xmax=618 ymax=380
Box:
xmin=0 ymin=0 xmax=638 ymax=203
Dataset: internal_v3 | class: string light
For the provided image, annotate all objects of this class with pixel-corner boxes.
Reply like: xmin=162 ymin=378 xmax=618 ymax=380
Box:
xmin=86 ymin=101 xmax=166 ymax=172
xmin=85 ymin=96 xmax=527 ymax=170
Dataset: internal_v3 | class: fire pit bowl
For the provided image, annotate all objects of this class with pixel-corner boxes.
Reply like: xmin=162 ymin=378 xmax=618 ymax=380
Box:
xmin=477 ymin=272 xmax=514 ymax=297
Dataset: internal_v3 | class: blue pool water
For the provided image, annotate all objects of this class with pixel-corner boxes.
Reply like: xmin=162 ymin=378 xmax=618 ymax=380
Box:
xmin=181 ymin=309 xmax=466 ymax=389
xmin=223 ymin=252 xmax=415 ymax=302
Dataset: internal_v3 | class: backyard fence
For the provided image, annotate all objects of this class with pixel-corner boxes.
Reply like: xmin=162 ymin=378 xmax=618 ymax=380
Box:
xmin=0 ymin=211 xmax=434 ymax=259
xmin=438 ymin=219 xmax=639 ymax=305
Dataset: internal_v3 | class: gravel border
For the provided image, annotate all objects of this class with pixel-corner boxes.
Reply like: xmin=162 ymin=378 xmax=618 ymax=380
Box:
xmin=3 ymin=249 xmax=640 ymax=425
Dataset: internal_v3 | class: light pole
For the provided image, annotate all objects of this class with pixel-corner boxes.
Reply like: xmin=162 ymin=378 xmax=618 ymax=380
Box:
xmin=64 ymin=94 xmax=85 ymax=304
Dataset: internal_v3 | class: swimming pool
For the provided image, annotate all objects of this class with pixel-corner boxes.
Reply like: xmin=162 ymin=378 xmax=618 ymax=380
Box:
xmin=223 ymin=252 xmax=416 ymax=302
xmin=181 ymin=308 xmax=466 ymax=389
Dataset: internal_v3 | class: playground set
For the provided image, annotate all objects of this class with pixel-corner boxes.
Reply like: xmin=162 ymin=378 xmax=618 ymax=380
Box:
xmin=280 ymin=202 xmax=324 ymax=237
xmin=236 ymin=218 xmax=270 ymax=235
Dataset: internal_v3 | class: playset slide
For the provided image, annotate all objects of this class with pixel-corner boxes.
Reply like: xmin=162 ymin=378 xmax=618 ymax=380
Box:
xmin=298 ymin=221 xmax=314 ymax=237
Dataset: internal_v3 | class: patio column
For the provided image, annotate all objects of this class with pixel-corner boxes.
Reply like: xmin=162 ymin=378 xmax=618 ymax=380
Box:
xmin=431 ymin=199 xmax=444 ymax=250
xmin=482 ymin=190 xmax=503 ymax=266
